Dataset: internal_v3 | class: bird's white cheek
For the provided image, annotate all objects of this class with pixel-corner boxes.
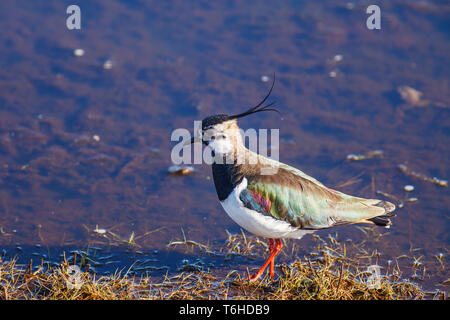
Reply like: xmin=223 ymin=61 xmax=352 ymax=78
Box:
xmin=209 ymin=139 xmax=233 ymax=155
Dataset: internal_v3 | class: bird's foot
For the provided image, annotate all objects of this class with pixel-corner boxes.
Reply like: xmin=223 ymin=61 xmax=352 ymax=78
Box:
xmin=243 ymin=238 xmax=281 ymax=283
xmin=244 ymin=269 xmax=275 ymax=282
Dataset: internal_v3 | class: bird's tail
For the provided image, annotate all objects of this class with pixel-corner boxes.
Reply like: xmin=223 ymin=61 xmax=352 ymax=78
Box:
xmin=367 ymin=200 xmax=396 ymax=227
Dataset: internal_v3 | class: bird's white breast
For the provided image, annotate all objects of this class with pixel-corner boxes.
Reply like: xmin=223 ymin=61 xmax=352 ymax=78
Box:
xmin=220 ymin=178 xmax=314 ymax=239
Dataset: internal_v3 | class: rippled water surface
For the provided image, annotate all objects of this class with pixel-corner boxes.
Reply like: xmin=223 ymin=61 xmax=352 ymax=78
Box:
xmin=0 ymin=1 xmax=448 ymax=290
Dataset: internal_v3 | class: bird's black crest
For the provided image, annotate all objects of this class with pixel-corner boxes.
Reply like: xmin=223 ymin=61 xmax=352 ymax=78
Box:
xmin=202 ymin=114 xmax=230 ymax=130
xmin=229 ymin=73 xmax=279 ymax=120
xmin=201 ymin=74 xmax=279 ymax=129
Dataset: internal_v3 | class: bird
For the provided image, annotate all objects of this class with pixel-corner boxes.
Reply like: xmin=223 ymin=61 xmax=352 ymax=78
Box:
xmin=185 ymin=76 xmax=396 ymax=282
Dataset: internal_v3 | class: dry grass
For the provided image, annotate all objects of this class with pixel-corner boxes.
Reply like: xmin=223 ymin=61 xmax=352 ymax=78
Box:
xmin=0 ymin=231 xmax=445 ymax=300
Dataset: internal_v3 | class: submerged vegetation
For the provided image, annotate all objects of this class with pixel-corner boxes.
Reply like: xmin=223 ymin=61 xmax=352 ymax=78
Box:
xmin=0 ymin=230 xmax=446 ymax=300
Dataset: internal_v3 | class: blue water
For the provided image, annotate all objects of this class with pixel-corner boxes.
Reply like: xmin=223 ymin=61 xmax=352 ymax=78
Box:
xmin=0 ymin=0 xmax=448 ymax=289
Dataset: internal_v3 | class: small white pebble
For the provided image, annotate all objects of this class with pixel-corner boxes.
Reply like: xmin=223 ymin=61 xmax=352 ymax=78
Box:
xmin=333 ymin=54 xmax=343 ymax=63
xmin=407 ymin=197 xmax=418 ymax=202
xmin=404 ymin=185 xmax=414 ymax=192
xmin=74 ymin=48 xmax=85 ymax=57
xmin=346 ymin=2 xmax=355 ymax=10
xmin=168 ymin=165 xmax=195 ymax=176
xmin=346 ymin=153 xmax=364 ymax=161
xmin=94 ymin=225 xmax=106 ymax=234
xmin=92 ymin=134 xmax=100 ymax=142
xmin=261 ymin=75 xmax=270 ymax=83
xmin=329 ymin=71 xmax=337 ymax=78
xmin=103 ymin=59 xmax=113 ymax=70
xmin=168 ymin=165 xmax=181 ymax=173
xmin=369 ymin=150 xmax=384 ymax=157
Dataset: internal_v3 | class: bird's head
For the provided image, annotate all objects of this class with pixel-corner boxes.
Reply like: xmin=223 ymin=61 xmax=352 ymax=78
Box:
xmin=186 ymin=75 xmax=279 ymax=157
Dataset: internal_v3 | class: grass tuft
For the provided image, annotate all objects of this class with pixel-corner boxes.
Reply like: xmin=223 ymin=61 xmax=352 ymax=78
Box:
xmin=0 ymin=232 xmax=444 ymax=300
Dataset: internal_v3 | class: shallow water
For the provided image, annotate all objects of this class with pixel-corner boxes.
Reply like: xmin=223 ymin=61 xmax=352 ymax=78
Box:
xmin=0 ymin=0 xmax=448 ymax=291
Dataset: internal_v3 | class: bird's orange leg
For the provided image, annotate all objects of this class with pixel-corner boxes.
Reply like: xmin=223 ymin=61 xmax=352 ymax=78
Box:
xmin=246 ymin=238 xmax=282 ymax=282
xmin=268 ymin=238 xmax=275 ymax=279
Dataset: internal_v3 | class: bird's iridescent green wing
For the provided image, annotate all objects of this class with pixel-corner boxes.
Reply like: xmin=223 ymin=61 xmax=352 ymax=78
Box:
xmin=239 ymin=165 xmax=394 ymax=230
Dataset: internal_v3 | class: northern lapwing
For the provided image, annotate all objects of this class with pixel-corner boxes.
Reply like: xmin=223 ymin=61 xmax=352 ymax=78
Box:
xmin=186 ymin=77 xmax=396 ymax=281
